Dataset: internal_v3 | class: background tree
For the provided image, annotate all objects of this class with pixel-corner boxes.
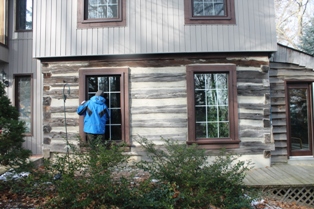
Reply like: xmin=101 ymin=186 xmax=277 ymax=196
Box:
xmin=275 ymin=0 xmax=312 ymax=49
xmin=0 ymin=82 xmax=32 ymax=170
xmin=299 ymin=18 xmax=314 ymax=55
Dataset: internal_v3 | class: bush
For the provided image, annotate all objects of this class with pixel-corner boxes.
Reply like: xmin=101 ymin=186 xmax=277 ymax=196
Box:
xmin=136 ymin=137 xmax=253 ymax=209
xmin=2 ymin=136 xmax=254 ymax=208
xmin=0 ymin=82 xmax=32 ymax=171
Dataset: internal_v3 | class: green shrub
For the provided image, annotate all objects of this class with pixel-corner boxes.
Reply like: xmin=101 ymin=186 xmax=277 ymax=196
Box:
xmin=3 ymin=136 xmax=254 ymax=209
xmin=0 ymin=82 xmax=32 ymax=171
xmin=136 ymin=137 xmax=253 ymax=209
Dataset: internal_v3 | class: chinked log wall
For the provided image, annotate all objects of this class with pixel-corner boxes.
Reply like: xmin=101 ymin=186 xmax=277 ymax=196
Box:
xmin=41 ymin=55 xmax=273 ymax=156
xmin=269 ymin=63 xmax=314 ymax=163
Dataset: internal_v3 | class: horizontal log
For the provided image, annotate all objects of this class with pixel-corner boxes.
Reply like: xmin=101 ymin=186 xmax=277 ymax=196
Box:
xmin=270 ymin=98 xmax=285 ymax=105
xmin=269 ymin=83 xmax=284 ymax=90
xmin=271 ymin=113 xmax=286 ymax=119
xmin=237 ymin=87 xmax=269 ymax=96
xmin=270 ymin=63 xmax=305 ymax=69
xmin=271 ymin=106 xmax=286 ymax=113
xmin=131 ymin=134 xmax=187 ymax=142
xmin=275 ymin=141 xmax=287 ymax=148
xmin=239 ymin=113 xmax=264 ymax=120
xmin=271 ymin=148 xmax=288 ymax=156
xmin=131 ymin=105 xmax=187 ymax=114
xmin=272 ymin=133 xmax=287 ymax=141
xmin=238 ymin=104 xmax=269 ymax=110
xmin=51 ymin=106 xmax=79 ymax=113
xmin=44 ymin=76 xmax=79 ymax=84
xmin=131 ymin=73 xmax=186 ymax=82
xmin=237 ymin=71 xmax=268 ymax=79
xmin=131 ymin=119 xmax=187 ymax=128
xmin=50 ymin=118 xmax=80 ymax=126
xmin=269 ymin=69 xmax=313 ymax=77
xmin=272 ymin=126 xmax=287 ymax=134
xmin=131 ymin=89 xmax=186 ymax=99
xmin=271 ymin=119 xmax=286 ymax=126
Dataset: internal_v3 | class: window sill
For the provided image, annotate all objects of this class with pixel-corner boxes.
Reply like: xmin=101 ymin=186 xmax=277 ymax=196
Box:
xmin=187 ymin=139 xmax=241 ymax=149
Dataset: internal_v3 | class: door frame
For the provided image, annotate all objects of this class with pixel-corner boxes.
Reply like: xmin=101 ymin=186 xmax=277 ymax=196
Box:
xmin=285 ymin=80 xmax=314 ymax=157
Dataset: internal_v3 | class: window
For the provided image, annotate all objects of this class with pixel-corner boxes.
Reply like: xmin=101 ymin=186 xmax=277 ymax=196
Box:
xmin=14 ymin=75 xmax=33 ymax=135
xmin=79 ymin=68 xmax=130 ymax=145
xmin=184 ymin=0 xmax=235 ymax=24
xmin=16 ymin=0 xmax=33 ymax=31
xmin=186 ymin=65 xmax=239 ymax=148
xmin=0 ymin=0 xmax=8 ymax=45
xmin=77 ymin=0 xmax=126 ymax=28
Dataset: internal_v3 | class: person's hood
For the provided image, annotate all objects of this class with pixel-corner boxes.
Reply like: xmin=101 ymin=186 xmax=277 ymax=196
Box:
xmin=90 ymin=95 xmax=106 ymax=104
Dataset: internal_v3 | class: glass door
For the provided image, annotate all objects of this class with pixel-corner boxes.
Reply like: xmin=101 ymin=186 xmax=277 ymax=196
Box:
xmin=287 ymin=83 xmax=313 ymax=156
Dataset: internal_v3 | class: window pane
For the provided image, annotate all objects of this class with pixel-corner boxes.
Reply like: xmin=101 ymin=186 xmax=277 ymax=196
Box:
xmin=193 ymin=0 xmax=225 ymax=17
xmin=16 ymin=76 xmax=32 ymax=133
xmin=194 ymin=72 xmax=229 ymax=138
xmin=289 ymin=88 xmax=310 ymax=151
xmin=16 ymin=0 xmax=32 ymax=30
xmin=86 ymin=75 xmax=122 ymax=141
xmin=87 ymin=0 xmax=119 ymax=19
xmin=0 ymin=0 xmax=8 ymax=45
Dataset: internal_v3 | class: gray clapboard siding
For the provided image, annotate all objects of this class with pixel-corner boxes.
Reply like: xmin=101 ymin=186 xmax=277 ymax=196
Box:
xmin=33 ymin=0 xmax=277 ymax=58
xmin=270 ymin=44 xmax=314 ymax=163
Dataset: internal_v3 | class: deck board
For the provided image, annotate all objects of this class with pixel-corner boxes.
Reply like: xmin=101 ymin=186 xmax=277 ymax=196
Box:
xmin=244 ymin=164 xmax=314 ymax=187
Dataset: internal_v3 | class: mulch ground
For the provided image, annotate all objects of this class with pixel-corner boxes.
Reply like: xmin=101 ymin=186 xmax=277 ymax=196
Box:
xmin=0 ymin=188 xmax=313 ymax=209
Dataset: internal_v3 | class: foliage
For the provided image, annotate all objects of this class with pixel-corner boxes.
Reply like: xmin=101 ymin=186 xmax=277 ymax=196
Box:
xmin=300 ymin=18 xmax=314 ymax=56
xmin=136 ymin=137 xmax=253 ymax=209
xmin=1 ymin=136 xmax=253 ymax=208
xmin=275 ymin=0 xmax=312 ymax=49
xmin=0 ymin=82 xmax=32 ymax=170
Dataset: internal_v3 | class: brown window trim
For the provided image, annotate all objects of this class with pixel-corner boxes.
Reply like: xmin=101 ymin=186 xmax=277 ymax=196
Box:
xmin=186 ymin=64 xmax=240 ymax=149
xmin=285 ymin=80 xmax=314 ymax=157
xmin=184 ymin=0 xmax=236 ymax=25
xmin=78 ymin=67 xmax=130 ymax=146
xmin=77 ymin=0 xmax=127 ymax=29
xmin=14 ymin=74 xmax=33 ymax=136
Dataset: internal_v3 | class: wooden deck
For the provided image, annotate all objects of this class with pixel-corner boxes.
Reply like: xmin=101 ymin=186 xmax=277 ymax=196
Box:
xmin=244 ymin=164 xmax=314 ymax=187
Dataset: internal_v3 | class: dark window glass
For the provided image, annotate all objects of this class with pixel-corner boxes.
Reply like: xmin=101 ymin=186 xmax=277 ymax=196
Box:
xmin=186 ymin=65 xmax=239 ymax=148
xmin=193 ymin=0 xmax=225 ymax=17
xmin=86 ymin=75 xmax=122 ymax=141
xmin=0 ymin=0 xmax=8 ymax=45
xmin=16 ymin=0 xmax=33 ymax=31
xmin=15 ymin=75 xmax=32 ymax=135
xmin=86 ymin=0 xmax=119 ymax=19
xmin=194 ymin=73 xmax=229 ymax=138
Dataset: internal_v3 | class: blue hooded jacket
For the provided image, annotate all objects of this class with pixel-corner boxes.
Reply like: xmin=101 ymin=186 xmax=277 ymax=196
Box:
xmin=77 ymin=95 xmax=109 ymax=135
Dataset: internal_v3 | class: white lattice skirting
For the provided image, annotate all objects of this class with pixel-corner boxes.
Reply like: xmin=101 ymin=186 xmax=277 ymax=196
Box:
xmin=263 ymin=187 xmax=314 ymax=207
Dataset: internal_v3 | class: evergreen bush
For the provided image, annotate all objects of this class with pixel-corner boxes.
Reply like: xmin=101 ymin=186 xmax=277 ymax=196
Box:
xmin=136 ymin=137 xmax=253 ymax=209
xmin=0 ymin=82 xmax=32 ymax=170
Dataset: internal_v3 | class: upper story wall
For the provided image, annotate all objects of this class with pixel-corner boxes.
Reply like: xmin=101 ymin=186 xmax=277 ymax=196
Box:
xmin=0 ymin=45 xmax=8 ymax=63
xmin=33 ymin=0 xmax=277 ymax=58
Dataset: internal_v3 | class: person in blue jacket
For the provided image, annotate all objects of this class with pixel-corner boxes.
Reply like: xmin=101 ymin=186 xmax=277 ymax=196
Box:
xmin=77 ymin=90 xmax=110 ymax=144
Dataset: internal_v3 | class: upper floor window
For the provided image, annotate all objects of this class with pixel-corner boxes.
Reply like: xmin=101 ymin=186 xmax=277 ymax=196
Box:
xmin=0 ymin=0 xmax=8 ymax=45
xmin=77 ymin=0 xmax=126 ymax=29
xmin=184 ymin=0 xmax=236 ymax=24
xmin=186 ymin=64 xmax=239 ymax=148
xmin=16 ymin=0 xmax=33 ymax=31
